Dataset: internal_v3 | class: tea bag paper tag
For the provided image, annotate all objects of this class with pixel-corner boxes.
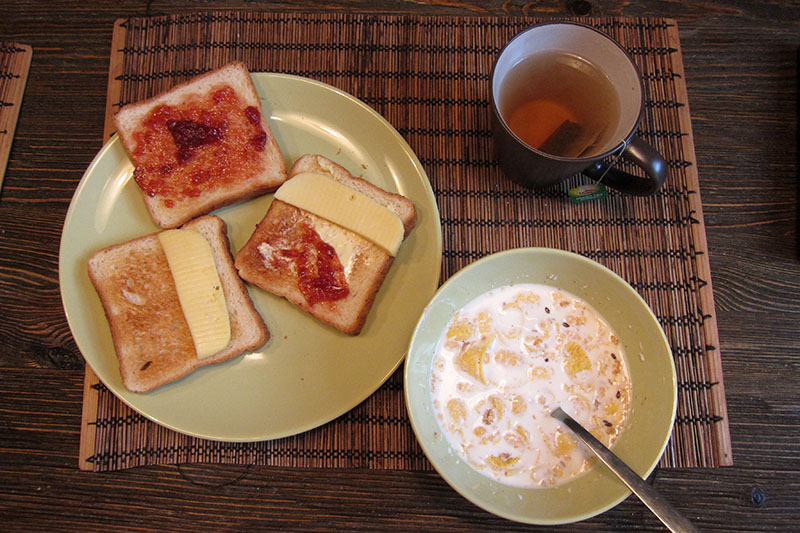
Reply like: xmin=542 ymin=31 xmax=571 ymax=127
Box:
xmin=569 ymin=183 xmax=609 ymax=203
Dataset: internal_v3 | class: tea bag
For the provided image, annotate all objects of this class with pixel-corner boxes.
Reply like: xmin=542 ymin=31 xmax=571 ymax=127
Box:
xmin=577 ymin=124 xmax=610 ymax=158
xmin=539 ymin=119 xmax=603 ymax=158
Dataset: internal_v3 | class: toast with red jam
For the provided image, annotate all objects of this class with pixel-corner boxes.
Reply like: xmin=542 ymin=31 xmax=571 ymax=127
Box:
xmin=114 ymin=61 xmax=287 ymax=229
xmin=234 ymin=155 xmax=416 ymax=335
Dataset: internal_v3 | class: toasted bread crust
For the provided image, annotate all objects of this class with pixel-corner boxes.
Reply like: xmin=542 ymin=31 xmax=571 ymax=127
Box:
xmin=114 ymin=61 xmax=287 ymax=229
xmin=234 ymin=155 xmax=416 ymax=335
xmin=88 ymin=215 xmax=269 ymax=393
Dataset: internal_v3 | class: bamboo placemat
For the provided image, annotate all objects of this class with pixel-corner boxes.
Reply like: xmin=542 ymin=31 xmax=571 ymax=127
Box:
xmin=78 ymin=12 xmax=732 ymax=471
xmin=0 ymin=43 xmax=32 ymax=189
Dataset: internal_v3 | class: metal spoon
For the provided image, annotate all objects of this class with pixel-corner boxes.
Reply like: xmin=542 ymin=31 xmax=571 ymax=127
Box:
xmin=551 ymin=407 xmax=700 ymax=533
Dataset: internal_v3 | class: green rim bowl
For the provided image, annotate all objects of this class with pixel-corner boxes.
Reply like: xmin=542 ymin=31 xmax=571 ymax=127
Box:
xmin=404 ymin=247 xmax=677 ymax=524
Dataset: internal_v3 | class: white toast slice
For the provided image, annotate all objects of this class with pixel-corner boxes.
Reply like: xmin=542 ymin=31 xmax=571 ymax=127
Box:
xmin=88 ymin=215 xmax=270 ymax=393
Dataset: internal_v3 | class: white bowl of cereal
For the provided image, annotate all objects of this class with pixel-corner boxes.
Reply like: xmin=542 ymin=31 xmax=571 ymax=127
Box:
xmin=404 ymin=247 xmax=676 ymax=524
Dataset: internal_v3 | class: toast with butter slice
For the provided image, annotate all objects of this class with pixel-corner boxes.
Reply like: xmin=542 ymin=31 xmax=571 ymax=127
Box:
xmin=88 ymin=215 xmax=269 ymax=393
xmin=114 ymin=61 xmax=287 ymax=229
xmin=234 ymin=155 xmax=417 ymax=335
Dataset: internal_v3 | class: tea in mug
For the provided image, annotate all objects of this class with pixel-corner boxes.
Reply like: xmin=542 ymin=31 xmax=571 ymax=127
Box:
xmin=499 ymin=50 xmax=621 ymax=158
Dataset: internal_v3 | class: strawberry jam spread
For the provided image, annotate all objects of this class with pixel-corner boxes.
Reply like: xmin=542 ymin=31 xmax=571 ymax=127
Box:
xmin=167 ymin=119 xmax=223 ymax=163
xmin=130 ymin=85 xmax=269 ymax=207
xmin=251 ymin=206 xmax=350 ymax=306
xmin=276 ymin=223 xmax=349 ymax=306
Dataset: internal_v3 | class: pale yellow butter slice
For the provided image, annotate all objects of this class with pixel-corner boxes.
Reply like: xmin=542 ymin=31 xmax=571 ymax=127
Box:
xmin=157 ymin=229 xmax=230 ymax=359
xmin=274 ymin=172 xmax=405 ymax=256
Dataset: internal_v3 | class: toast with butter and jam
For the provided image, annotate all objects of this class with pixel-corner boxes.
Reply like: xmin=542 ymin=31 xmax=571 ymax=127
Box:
xmin=88 ymin=215 xmax=269 ymax=393
xmin=234 ymin=155 xmax=417 ymax=335
xmin=113 ymin=61 xmax=287 ymax=229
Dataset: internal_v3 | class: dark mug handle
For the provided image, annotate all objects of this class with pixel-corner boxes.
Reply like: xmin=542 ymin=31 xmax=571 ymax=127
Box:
xmin=582 ymin=135 xmax=667 ymax=196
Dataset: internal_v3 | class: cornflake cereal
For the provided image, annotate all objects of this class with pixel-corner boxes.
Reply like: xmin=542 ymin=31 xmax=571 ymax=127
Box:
xmin=430 ymin=284 xmax=631 ymax=488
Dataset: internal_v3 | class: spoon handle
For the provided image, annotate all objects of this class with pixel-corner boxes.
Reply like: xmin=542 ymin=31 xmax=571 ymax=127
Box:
xmin=551 ymin=408 xmax=699 ymax=533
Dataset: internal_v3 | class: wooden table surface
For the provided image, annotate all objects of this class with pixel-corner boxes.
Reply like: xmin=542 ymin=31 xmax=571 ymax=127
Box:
xmin=1 ymin=1 xmax=798 ymax=531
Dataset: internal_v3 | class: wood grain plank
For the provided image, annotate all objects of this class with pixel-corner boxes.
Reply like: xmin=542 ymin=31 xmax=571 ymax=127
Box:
xmin=0 ymin=461 xmax=797 ymax=531
xmin=0 ymin=0 xmax=798 ymax=530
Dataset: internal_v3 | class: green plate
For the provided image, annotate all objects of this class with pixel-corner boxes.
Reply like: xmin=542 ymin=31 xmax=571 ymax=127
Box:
xmin=404 ymin=248 xmax=676 ymax=524
xmin=59 ymin=73 xmax=442 ymax=441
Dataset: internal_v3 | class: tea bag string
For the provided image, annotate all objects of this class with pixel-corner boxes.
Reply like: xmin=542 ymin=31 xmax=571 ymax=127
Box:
xmin=593 ymin=138 xmax=630 ymax=185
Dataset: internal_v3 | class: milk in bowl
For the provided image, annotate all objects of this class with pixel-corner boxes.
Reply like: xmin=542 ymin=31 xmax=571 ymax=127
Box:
xmin=430 ymin=283 xmax=632 ymax=488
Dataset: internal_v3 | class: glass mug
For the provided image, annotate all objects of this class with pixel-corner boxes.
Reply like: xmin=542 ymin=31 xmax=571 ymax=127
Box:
xmin=490 ymin=22 xmax=667 ymax=196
